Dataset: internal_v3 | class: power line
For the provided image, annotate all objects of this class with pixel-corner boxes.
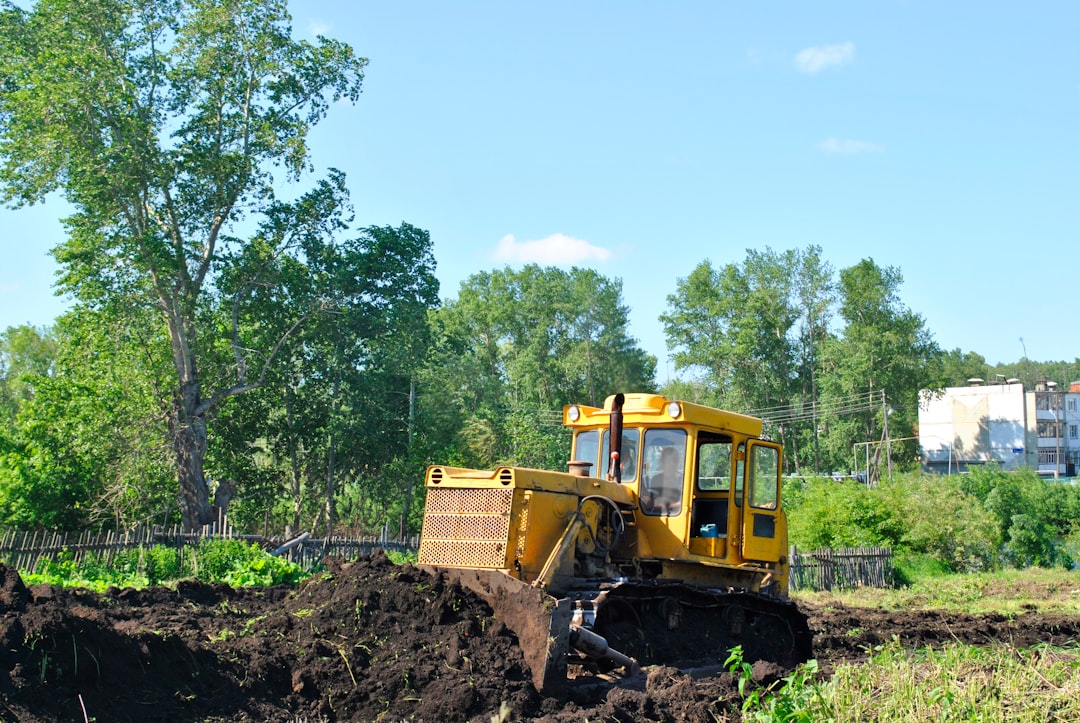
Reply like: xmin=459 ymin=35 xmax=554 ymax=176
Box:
xmin=748 ymin=392 xmax=882 ymax=425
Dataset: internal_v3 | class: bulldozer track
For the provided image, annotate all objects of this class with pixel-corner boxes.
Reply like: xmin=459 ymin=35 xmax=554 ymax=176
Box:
xmin=573 ymin=580 xmax=813 ymax=670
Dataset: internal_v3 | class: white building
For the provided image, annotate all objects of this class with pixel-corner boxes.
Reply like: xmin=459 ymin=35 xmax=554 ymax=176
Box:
xmin=918 ymin=380 xmax=1080 ymax=477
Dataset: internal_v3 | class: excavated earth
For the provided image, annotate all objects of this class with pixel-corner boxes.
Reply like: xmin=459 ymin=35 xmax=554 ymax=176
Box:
xmin=2 ymin=553 xmax=1080 ymax=722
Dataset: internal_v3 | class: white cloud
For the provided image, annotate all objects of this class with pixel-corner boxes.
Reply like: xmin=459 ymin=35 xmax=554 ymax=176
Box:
xmin=493 ymin=233 xmax=612 ymax=265
xmin=794 ymin=42 xmax=855 ymax=74
xmin=817 ymin=138 xmax=885 ymax=155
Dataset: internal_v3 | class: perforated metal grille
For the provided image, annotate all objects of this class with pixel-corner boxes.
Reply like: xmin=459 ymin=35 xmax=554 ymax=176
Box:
xmin=419 ymin=487 xmax=514 ymax=568
xmin=514 ymin=494 xmax=530 ymax=562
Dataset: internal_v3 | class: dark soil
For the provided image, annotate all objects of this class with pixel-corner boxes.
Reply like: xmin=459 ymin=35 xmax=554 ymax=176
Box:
xmin=2 ymin=554 xmax=1079 ymax=722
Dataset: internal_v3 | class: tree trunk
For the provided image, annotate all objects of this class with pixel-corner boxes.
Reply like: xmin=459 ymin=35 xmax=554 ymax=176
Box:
xmin=175 ymin=413 xmax=212 ymax=530
xmin=286 ymin=384 xmax=303 ymax=533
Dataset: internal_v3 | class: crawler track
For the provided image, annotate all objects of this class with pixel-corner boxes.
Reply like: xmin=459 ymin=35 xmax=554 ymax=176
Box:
xmin=581 ymin=581 xmax=813 ymax=669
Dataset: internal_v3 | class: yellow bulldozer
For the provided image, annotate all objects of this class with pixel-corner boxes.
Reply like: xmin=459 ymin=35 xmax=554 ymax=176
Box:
xmin=417 ymin=392 xmax=812 ymax=695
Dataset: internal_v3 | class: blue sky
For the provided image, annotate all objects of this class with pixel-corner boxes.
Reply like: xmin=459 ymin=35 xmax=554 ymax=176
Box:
xmin=2 ymin=1 xmax=1078 ymax=378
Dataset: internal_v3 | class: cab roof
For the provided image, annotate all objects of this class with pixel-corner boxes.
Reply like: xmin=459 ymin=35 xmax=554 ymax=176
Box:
xmin=563 ymin=393 xmax=763 ymax=438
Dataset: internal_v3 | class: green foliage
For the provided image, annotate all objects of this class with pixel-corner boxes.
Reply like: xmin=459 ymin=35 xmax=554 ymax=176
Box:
xmin=501 ymin=408 xmax=570 ymax=470
xmin=21 ymin=540 xmax=305 ymax=590
xmin=421 ymin=265 xmax=655 ymax=479
xmin=726 ymin=645 xmax=829 ymax=722
xmin=384 ymin=548 xmax=418 ymax=565
xmin=959 ymin=465 xmax=1075 ymax=568
xmin=0 ymin=325 xmax=57 ymax=424
xmin=785 ymin=477 xmax=894 ymax=550
xmin=209 ymin=222 xmax=441 ymax=537
xmin=661 ymin=248 xmax=815 ymax=415
xmin=0 ymin=0 xmax=368 ymax=530
xmin=0 ymin=312 xmax=176 ymax=530
xmin=193 ymin=539 xmax=305 ymax=586
xmin=785 ymin=470 xmax=1079 ymax=575
xmin=661 ymin=250 xmax=938 ymax=477
xmin=816 ymin=260 xmax=939 ymax=475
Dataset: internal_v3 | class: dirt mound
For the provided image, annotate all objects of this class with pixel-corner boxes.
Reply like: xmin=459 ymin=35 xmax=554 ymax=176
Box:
xmin=0 ymin=552 xmax=540 ymax=722
xmin=2 ymin=554 xmax=1080 ymax=722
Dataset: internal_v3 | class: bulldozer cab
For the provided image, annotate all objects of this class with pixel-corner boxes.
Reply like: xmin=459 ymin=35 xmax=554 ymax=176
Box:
xmin=567 ymin=394 xmax=787 ymax=569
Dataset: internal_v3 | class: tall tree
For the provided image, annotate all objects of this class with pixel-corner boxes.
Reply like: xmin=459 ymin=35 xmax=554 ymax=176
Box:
xmin=209 ymin=223 xmax=439 ymax=536
xmin=0 ymin=0 xmax=366 ymax=528
xmin=429 ymin=265 xmax=656 ymax=470
xmin=817 ymin=259 xmax=941 ymax=477
xmin=661 ymin=247 xmax=838 ymax=470
xmin=661 ymin=248 xmax=801 ymax=412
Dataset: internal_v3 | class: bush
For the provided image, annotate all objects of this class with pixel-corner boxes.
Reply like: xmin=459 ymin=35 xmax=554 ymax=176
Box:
xmin=20 ymin=539 xmax=307 ymax=590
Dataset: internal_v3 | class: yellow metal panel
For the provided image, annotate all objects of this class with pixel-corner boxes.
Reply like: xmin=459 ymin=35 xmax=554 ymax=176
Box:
xmin=515 ymin=490 xmax=581 ymax=583
xmin=688 ymin=536 xmax=727 ymax=558
xmin=418 ymin=486 xmax=514 ymax=569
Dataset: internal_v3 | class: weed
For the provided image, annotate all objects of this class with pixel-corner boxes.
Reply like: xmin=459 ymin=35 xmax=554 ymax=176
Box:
xmin=337 ymin=648 xmax=358 ymax=689
xmin=489 ymin=701 xmax=512 ymax=723
xmin=725 ymin=646 xmax=830 ymax=722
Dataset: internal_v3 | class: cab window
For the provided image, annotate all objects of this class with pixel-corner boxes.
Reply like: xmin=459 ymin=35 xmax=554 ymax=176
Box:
xmin=572 ymin=429 xmax=600 ymax=478
xmin=696 ymin=435 xmax=732 ymax=491
xmin=641 ymin=429 xmax=686 ymax=515
xmin=601 ymin=428 xmax=639 ymax=483
xmin=748 ymin=445 xmax=779 ymax=510
xmin=734 ymin=443 xmax=745 ymax=507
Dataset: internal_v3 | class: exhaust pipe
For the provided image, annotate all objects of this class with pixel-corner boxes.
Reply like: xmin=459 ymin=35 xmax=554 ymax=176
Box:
xmin=607 ymin=393 xmax=625 ymax=483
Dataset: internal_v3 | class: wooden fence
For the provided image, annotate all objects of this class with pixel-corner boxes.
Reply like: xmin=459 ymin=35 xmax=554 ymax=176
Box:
xmin=2 ymin=527 xmax=891 ymax=592
xmin=788 ymin=545 xmax=894 ymax=592
xmin=0 ymin=525 xmax=420 ymax=574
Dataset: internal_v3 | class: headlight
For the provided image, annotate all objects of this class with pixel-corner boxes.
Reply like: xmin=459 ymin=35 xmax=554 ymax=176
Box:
xmin=567 ymin=405 xmax=580 ymax=422
xmin=666 ymin=401 xmax=682 ymax=419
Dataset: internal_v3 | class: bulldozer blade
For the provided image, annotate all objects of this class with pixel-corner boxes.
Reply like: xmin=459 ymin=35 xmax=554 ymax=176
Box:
xmin=420 ymin=566 xmax=572 ymax=697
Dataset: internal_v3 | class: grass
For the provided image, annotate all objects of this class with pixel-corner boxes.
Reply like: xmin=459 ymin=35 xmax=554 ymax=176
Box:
xmin=813 ymin=640 xmax=1080 ymax=723
xmin=754 ymin=568 xmax=1080 ymax=722
xmin=794 ymin=566 xmax=1080 ymax=616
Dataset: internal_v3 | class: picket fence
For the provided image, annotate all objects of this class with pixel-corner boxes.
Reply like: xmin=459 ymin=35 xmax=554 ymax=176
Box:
xmin=1 ymin=527 xmax=892 ymax=592
xmin=0 ymin=525 xmax=419 ymax=574
xmin=788 ymin=545 xmax=894 ymax=592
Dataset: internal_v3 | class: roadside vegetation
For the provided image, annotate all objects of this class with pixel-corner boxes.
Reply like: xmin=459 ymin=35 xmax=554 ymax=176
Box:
xmin=785 ymin=465 xmax=1080 ymax=578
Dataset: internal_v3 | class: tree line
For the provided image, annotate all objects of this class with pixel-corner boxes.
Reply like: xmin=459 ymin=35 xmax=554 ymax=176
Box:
xmin=2 ymin=0 xmax=1078 ymax=537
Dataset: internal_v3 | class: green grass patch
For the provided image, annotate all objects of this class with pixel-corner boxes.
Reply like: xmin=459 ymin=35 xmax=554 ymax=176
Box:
xmin=825 ymin=639 xmax=1080 ymax=722
xmin=729 ymin=640 xmax=1080 ymax=722
xmin=795 ymin=567 xmax=1080 ymax=616
xmin=20 ymin=539 xmax=308 ymax=590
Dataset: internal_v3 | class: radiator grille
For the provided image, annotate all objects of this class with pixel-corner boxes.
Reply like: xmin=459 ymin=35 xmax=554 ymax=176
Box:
xmin=419 ymin=487 xmax=514 ymax=568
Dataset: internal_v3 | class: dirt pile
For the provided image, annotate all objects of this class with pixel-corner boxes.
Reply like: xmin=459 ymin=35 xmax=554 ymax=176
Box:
xmin=0 ymin=552 xmax=546 ymax=722
xmin=2 ymin=553 xmax=1080 ymax=722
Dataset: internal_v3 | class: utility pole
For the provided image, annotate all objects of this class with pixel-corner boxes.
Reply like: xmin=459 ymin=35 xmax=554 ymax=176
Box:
xmin=882 ymin=391 xmax=893 ymax=478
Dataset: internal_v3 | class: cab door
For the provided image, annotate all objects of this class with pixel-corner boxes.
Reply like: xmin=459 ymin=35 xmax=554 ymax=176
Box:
xmin=741 ymin=440 xmax=783 ymax=562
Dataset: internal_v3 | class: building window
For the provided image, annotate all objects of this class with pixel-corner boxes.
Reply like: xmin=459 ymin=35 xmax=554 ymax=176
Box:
xmin=1036 ymin=394 xmax=1064 ymax=411
xmin=1037 ymin=421 xmax=1063 ymax=438
xmin=1070 ymin=398 xmax=1078 ymax=413
xmin=1039 ymin=450 xmax=1058 ymax=465
xmin=1072 ymin=424 xmax=1079 ymax=440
